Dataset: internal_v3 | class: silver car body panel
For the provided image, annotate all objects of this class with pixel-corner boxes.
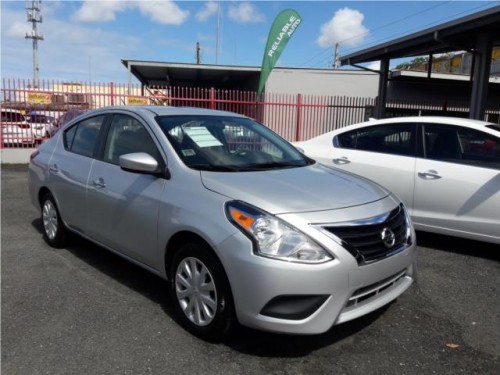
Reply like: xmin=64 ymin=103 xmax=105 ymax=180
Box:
xmin=200 ymin=163 xmax=390 ymax=214
xmin=29 ymin=106 xmax=417 ymax=335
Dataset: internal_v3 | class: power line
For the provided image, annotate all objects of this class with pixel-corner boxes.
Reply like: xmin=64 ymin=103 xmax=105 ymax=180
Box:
xmin=337 ymin=1 xmax=451 ymax=47
xmin=300 ymin=1 xmax=495 ymax=69
xmin=298 ymin=2 xmax=450 ymax=68
xmin=339 ymin=1 xmax=494 ymax=58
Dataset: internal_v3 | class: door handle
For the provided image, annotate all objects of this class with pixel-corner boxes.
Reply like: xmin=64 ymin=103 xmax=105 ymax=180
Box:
xmin=92 ymin=177 xmax=106 ymax=189
xmin=49 ymin=164 xmax=59 ymax=174
xmin=418 ymin=170 xmax=442 ymax=180
xmin=333 ymin=157 xmax=350 ymax=165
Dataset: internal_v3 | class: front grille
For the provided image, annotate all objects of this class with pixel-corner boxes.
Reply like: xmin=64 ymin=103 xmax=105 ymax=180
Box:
xmin=323 ymin=204 xmax=409 ymax=264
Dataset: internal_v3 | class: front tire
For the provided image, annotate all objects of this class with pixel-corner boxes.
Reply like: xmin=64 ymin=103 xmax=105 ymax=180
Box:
xmin=170 ymin=242 xmax=235 ymax=341
xmin=41 ymin=193 xmax=68 ymax=248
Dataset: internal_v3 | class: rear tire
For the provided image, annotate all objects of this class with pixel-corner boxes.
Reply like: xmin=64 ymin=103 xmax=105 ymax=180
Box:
xmin=170 ymin=242 xmax=235 ymax=341
xmin=41 ymin=193 xmax=68 ymax=248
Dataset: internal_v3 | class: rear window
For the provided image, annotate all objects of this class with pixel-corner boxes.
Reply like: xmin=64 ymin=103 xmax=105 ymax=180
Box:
xmin=1 ymin=111 xmax=26 ymax=123
xmin=64 ymin=115 xmax=105 ymax=158
xmin=486 ymin=124 xmax=500 ymax=133
xmin=424 ymin=124 xmax=500 ymax=169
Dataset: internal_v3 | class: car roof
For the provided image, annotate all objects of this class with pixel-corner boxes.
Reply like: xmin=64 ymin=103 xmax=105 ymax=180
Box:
xmin=87 ymin=105 xmax=248 ymax=119
xmin=326 ymin=116 xmax=496 ymax=136
xmin=376 ymin=116 xmax=492 ymax=127
xmin=63 ymin=109 xmax=86 ymax=114
xmin=1 ymin=108 xmax=23 ymax=114
xmin=26 ymin=111 xmax=51 ymax=115
xmin=363 ymin=116 xmax=493 ymax=128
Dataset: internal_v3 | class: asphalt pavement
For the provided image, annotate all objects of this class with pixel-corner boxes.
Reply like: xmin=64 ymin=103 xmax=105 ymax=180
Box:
xmin=2 ymin=164 xmax=499 ymax=374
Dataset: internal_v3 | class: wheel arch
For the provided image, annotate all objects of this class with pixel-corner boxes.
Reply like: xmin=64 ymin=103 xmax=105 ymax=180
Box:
xmin=165 ymin=230 xmax=237 ymax=340
xmin=164 ymin=231 xmax=228 ymax=284
xmin=38 ymin=186 xmax=51 ymax=207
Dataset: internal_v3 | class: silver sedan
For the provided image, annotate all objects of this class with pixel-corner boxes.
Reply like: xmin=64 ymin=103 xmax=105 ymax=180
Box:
xmin=29 ymin=106 xmax=417 ymax=340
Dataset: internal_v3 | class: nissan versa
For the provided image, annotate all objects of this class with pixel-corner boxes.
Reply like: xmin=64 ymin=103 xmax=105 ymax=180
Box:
xmin=29 ymin=106 xmax=417 ymax=340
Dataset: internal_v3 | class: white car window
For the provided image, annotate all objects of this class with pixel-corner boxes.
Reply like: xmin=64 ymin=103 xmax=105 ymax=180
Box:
xmin=1 ymin=110 xmax=26 ymax=123
xmin=424 ymin=125 xmax=500 ymax=170
xmin=337 ymin=124 xmax=417 ymax=157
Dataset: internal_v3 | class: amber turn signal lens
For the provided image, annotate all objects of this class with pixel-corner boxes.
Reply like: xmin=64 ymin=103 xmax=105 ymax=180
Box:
xmin=230 ymin=208 xmax=255 ymax=230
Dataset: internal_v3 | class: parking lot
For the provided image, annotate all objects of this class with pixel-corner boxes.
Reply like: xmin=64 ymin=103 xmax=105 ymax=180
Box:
xmin=2 ymin=164 xmax=499 ymax=374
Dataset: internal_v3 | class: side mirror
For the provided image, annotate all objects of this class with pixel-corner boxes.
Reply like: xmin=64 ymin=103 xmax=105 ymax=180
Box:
xmin=119 ymin=152 xmax=160 ymax=174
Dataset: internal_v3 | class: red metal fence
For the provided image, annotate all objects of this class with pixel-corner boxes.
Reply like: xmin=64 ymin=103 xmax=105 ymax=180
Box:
xmin=1 ymin=78 xmax=499 ymax=149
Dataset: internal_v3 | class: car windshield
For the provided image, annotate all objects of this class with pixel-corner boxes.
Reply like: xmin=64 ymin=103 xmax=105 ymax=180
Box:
xmin=26 ymin=115 xmax=53 ymax=123
xmin=157 ymin=115 xmax=313 ymax=171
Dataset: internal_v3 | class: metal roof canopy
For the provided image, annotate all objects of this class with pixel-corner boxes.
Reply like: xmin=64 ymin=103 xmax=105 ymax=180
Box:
xmin=121 ymin=60 xmax=261 ymax=91
xmin=340 ymin=6 xmax=500 ymax=120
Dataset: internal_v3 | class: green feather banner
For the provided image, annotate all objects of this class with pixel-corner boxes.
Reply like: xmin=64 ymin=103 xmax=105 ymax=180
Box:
xmin=258 ymin=9 xmax=302 ymax=97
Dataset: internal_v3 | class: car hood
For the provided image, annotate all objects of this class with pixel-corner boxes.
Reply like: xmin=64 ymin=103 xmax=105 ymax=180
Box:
xmin=200 ymin=163 xmax=390 ymax=214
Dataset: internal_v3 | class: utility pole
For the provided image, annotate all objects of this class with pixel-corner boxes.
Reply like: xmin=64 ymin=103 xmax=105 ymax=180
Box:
xmin=216 ymin=1 xmax=221 ymax=64
xmin=25 ymin=0 xmax=44 ymax=88
xmin=196 ymin=42 xmax=201 ymax=64
xmin=333 ymin=43 xmax=340 ymax=69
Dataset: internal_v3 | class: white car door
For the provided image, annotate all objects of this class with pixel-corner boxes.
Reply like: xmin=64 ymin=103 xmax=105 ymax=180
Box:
xmin=316 ymin=123 xmax=418 ymax=213
xmin=413 ymin=124 xmax=500 ymax=243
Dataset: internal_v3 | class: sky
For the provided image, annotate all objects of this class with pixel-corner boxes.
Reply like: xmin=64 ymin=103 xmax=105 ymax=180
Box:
xmin=1 ymin=1 xmax=498 ymax=84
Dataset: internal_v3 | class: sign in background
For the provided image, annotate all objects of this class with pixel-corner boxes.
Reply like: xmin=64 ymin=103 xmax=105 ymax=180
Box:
xmin=27 ymin=92 xmax=52 ymax=104
xmin=127 ymin=96 xmax=149 ymax=105
xmin=258 ymin=9 xmax=302 ymax=97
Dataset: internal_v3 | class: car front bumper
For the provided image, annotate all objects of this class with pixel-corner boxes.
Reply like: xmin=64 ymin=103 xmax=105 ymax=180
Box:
xmin=217 ymin=202 xmax=417 ymax=335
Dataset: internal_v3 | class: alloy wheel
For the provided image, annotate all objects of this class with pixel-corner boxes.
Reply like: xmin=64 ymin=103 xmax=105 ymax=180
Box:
xmin=42 ymin=199 xmax=58 ymax=240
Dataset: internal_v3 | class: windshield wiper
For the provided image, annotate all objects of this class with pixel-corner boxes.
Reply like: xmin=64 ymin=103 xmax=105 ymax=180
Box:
xmin=188 ymin=164 xmax=240 ymax=172
xmin=239 ymin=161 xmax=305 ymax=170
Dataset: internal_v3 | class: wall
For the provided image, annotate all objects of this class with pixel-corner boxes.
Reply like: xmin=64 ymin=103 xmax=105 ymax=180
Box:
xmin=388 ymin=79 xmax=500 ymax=107
xmin=1 ymin=148 xmax=35 ymax=164
xmin=267 ymin=69 xmax=379 ymax=97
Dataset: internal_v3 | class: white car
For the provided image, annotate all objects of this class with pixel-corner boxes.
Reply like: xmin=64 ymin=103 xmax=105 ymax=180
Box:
xmin=295 ymin=116 xmax=500 ymax=245
xmin=1 ymin=108 xmax=35 ymax=146
xmin=26 ymin=111 xmax=57 ymax=141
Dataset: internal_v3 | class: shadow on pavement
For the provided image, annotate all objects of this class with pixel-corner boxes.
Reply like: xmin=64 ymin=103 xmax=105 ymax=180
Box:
xmin=222 ymin=305 xmax=389 ymax=357
xmin=31 ymin=217 xmax=174 ymax=311
xmin=416 ymin=231 xmax=500 ymax=261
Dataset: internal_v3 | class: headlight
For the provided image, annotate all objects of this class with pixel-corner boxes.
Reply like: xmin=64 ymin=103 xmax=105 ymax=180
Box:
xmin=225 ymin=201 xmax=332 ymax=264
xmin=403 ymin=205 xmax=413 ymax=246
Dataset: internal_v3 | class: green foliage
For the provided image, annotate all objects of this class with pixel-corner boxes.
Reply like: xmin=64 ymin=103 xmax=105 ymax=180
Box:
xmin=396 ymin=56 xmax=428 ymax=69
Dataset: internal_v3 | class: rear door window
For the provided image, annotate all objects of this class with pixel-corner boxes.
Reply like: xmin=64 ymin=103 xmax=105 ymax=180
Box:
xmin=64 ymin=115 xmax=105 ymax=158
